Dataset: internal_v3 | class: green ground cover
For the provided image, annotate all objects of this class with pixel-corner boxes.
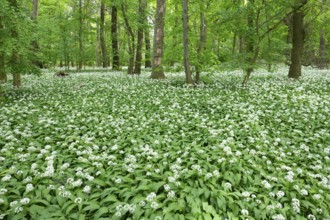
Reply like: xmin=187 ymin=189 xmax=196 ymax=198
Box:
xmin=0 ymin=69 xmax=329 ymax=220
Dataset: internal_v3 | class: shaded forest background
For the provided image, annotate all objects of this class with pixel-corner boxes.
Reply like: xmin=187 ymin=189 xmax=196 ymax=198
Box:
xmin=0 ymin=0 xmax=329 ymax=88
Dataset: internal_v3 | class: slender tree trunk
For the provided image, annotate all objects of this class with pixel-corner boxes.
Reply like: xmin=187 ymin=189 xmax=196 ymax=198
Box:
xmin=31 ymin=0 xmax=42 ymax=68
xmin=0 ymin=17 xmax=7 ymax=83
xmin=151 ymin=0 xmax=166 ymax=79
xmin=288 ymin=7 xmax=305 ymax=79
xmin=318 ymin=0 xmax=326 ymax=69
xmin=0 ymin=53 xmax=6 ymax=83
xmin=12 ymin=51 xmax=21 ymax=88
xmin=145 ymin=29 xmax=152 ymax=68
xmin=77 ymin=0 xmax=83 ymax=71
xmin=111 ymin=6 xmax=120 ymax=70
xmin=169 ymin=3 xmax=179 ymax=67
xmin=121 ymin=5 xmax=135 ymax=74
xmin=100 ymin=0 xmax=108 ymax=68
xmin=318 ymin=29 xmax=326 ymax=69
xmin=239 ymin=36 xmax=244 ymax=54
xmin=134 ymin=0 xmax=147 ymax=74
xmin=196 ymin=10 xmax=207 ymax=84
xmin=95 ymin=24 xmax=101 ymax=67
xmin=232 ymin=31 xmax=237 ymax=55
xmin=8 ymin=0 xmax=21 ymax=88
xmin=182 ymin=0 xmax=193 ymax=84
xmin=242 ymin=0 xmax=259 ymax=86
xmin=265 ymin=5 xmax=272 ymax=72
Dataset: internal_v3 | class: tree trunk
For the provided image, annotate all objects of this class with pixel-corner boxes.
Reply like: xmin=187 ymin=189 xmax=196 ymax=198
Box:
xmin=111 ymin=6 xmax=120 ymax=70
xmin=134 ymin=0 xmax=147 ymax=74
xmin=77 ymin=0 xmax=83 ymax=71
xmin=196 ymin=10 xmax=207 ymax=84
xmin=182 ymin=0 xmax=193 ymax=85
xmin=318 ymin=0 xmax=327 ymax=69
xmin=151 ymin=0 xmax=166 ymax=79
xmin=0 ymin=17 xmax=7 ymax=83
xmin=239 ymin=36 xmax=244 ymax=54
xmin=9 ymin=0 xmax=21 ymax=88
xmin=318 ymin=29 xmax=326 ymax=69
xmin=100 ymin=0 xmax=108 ymax=68
xmin=11 ymin=51 xmax=21 ymax=88
xmin=13 ymin=72 xmax=21 ymax=88
xmin=0 ymin=54 xmax=6 ymax=83
xmin=232 ymin=31 xmax=237 ymax=55
xmin=265 ymin=5 xmax=272 ymax=72
xmin=121 ymin=5 xmax=135 ymax=74
xmin=169 ymin=3 xmax=179 ymax=67
xmin=242 ymin=0 xmax=255 ymax=86
xmin=31 ymin=0 xmax=42 ymax=68
xmin=95 ymin=23 xmax=101 ymax=67
xmin=288 ymin=8 xmax=304 ymax=79
xmin=145 ymin=29 xmax=152 ymax=68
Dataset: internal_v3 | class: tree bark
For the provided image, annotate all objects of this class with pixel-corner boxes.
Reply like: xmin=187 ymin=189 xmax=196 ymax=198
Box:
xmin=232 ymin=31 xmax=237 ymax=55
xmin=196 ymin=10 xmax=207 ymax=84
xmin=0 ymin=53 xmax=6 ymax=83
xmin=182 ymin=0 xmax=193 ymax=84
xmin=95 ymin=23 xmax=101 ymax=67
xmin=134 ymin=0 xmax=147 ymax=74
xmin=239 ymin=36 xmax=244 ymax=54
xmin=121 ymin=5 xmax=135 ymax=74
xmin=288 ymin=7 xmax=305 ymax=79
xmin=100 ymin=0 xmax=108 ymax=68
xmin=111 ymin=6 xmax=120 ymax=70
xmin=242 ymin=0 xmax=259 ymax=86
xmin=318 ymin=29 xmax=326 ymax=69
xmin=8 ymin=0 xmax=21 ymax=88
xmin=77 ymin=0 xmax=83 ymax=71
xmin=151 ymin=0 xmax=166 ymax=79
xmin=318 ymin=0 xmax=327 ymax=69
xmin=31 ymin=0 xmax=43 ymax=68
xmin=0 ymin=16 xmax=7 ymax=83
xmin=145 ymin=29 xmax=152 ymax=68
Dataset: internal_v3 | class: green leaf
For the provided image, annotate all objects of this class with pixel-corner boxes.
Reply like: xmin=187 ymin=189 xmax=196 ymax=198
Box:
xmin=66 ymin=203 xmax=77 ymax=215
xmin=91 ymin=179 xmax=107 ymax=187
xmin=83 ymin=204 xmax=100 ymax=212
xmin=93 ymin=207 xmax=109 ymax=220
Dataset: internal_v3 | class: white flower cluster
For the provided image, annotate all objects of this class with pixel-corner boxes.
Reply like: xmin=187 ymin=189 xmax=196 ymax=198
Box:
xmin=291 ymin=198 xmax=300 ymax=213
xmin=272 ymin=214 xmax=286 ymax=220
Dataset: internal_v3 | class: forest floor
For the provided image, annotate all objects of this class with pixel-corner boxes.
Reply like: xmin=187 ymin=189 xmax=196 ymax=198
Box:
xmin=0 ymin=68 xmax=330 ymax=220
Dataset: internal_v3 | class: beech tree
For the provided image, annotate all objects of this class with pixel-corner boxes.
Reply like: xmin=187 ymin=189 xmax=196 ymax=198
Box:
xmin=111 ymin=5 xmax=120 ymax=70
xmin=0 ymin=12 xmax=6 ymax=83
xmin=31 ymin=0 xmax=42 ymax=68
xmin=182 ymin=0 xmax=193 ymax=84
xmin=121 ymin=4 xmax=135 ymax=74
xmin=151 ymin=0 xmax=166 ymax=79
xmin=100 ymin=0 xmax=108 ymax=68
xmin=133 ymin=0 xmax=147 ymax=74
xmin=288 ymin=0 xmax=308 ymax=79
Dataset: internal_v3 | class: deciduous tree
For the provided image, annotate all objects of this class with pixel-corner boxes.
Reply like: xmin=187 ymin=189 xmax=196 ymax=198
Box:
xmin=151 ymin=0 xmax=166 ymax=79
